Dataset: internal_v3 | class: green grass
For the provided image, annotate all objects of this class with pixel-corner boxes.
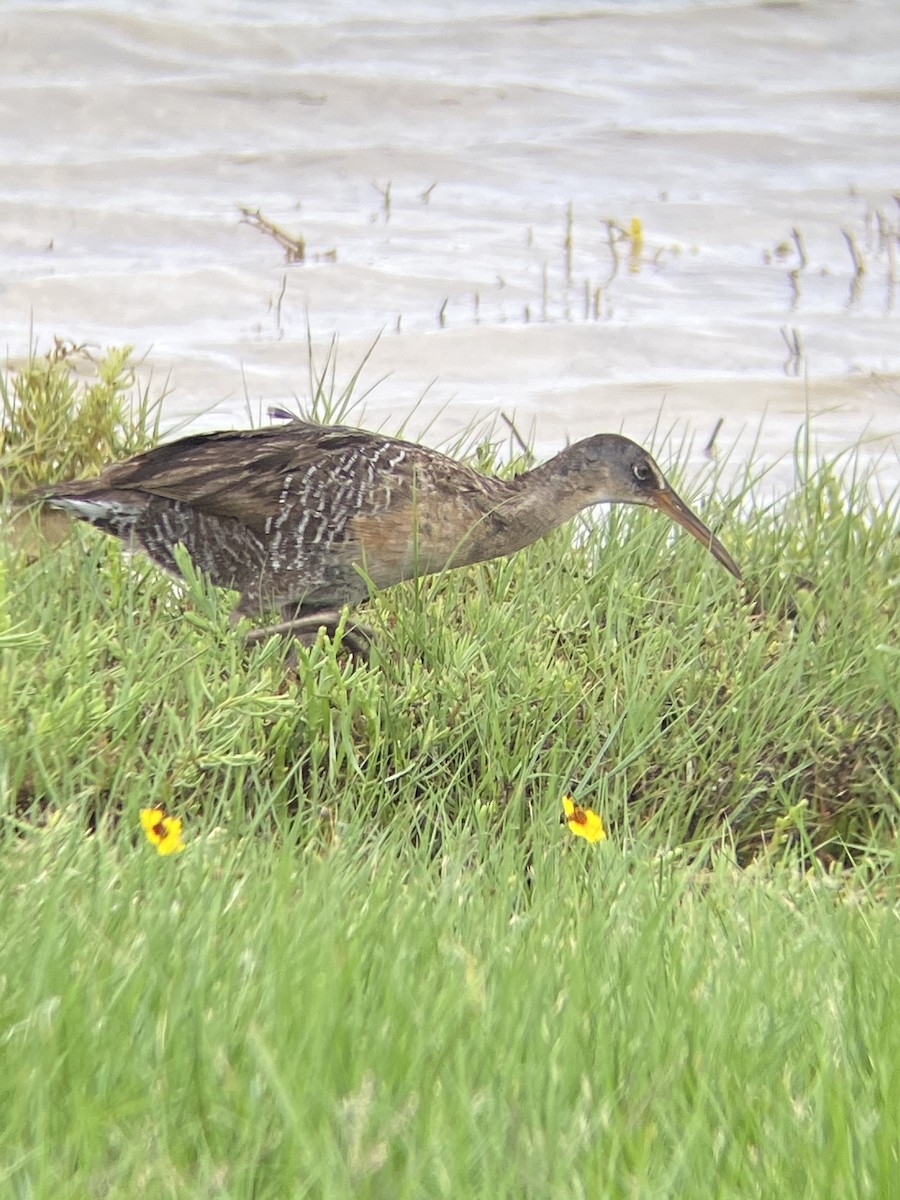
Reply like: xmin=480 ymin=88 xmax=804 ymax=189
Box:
xmin=2 ymin=826 xmax=898 ymax=1198
xmin=1 ymin=344 xmax=899 ymax=1197
xmin=0 ymin=340 xmax=160 ymax=496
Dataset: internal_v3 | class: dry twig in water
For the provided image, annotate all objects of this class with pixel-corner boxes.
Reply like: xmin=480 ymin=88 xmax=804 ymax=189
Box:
xmin=239 ymin=207 xmax=306 ymax=263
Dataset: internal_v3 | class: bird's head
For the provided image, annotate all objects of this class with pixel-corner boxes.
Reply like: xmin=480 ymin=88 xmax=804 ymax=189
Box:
xmin=558 ymin=434 xmax=742 ymax=580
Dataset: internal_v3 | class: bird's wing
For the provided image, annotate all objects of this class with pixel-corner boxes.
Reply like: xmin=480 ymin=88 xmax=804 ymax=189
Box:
xmin=97 ymin=423 xmax=414 ymax=534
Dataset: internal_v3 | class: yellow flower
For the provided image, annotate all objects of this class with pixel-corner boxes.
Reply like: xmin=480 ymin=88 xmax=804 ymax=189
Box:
xmin=562 ymin=795 xmax=606 ymax=844
xmin=140 ymin=808 xmax=185 ymax=855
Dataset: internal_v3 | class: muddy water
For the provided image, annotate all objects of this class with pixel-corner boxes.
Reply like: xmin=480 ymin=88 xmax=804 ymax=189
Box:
xmin=2 ymin=0 xmax=898 ymax=488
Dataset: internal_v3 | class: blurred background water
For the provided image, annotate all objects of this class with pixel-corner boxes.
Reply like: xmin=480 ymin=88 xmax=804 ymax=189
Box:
xmin=2 ymin=0 xmax=898 ymax=486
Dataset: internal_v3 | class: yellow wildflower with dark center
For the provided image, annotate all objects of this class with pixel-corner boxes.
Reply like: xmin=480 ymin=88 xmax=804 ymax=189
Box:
xmin=140 ymin=808 xmax=185 ymax=855
xmin=562 ymin=795 xmax=606 ymax=843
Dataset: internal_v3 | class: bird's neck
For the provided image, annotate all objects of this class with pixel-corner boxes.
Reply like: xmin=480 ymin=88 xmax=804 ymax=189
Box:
xmin=475 ymin=456 xmax=595 ymax=558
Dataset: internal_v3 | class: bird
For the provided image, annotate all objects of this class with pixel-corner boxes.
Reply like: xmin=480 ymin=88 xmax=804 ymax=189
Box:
xmin=21 ymin=418 xmax=741 ymax=651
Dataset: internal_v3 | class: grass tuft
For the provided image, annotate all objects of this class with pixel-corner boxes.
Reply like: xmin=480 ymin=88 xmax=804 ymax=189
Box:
xmin=0 ymin=339 xmax=162 ymax=496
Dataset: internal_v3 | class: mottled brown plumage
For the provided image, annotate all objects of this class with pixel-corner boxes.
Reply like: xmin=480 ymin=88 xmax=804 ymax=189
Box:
xmin=29 ymin=419 xmax=740 ymax=647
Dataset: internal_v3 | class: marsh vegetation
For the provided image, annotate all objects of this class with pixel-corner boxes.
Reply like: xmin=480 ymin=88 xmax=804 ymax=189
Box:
xmin=1 ymin=344 xmax=897 ymax=1198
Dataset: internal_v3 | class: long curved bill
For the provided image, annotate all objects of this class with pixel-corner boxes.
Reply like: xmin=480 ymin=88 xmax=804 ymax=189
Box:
xmin=652 ymin=487 xmax=742 ymax=581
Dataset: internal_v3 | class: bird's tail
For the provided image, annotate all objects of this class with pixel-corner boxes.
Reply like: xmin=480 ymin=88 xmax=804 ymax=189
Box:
xmin=6 ymin=483 xmax=146 ymax=559
xmin=5 ymin=501 xmax=75 ymax=560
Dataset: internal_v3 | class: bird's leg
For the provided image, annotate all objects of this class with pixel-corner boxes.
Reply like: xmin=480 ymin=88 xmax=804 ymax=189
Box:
xmin=242 ymin=605 xmax=374 ymax=658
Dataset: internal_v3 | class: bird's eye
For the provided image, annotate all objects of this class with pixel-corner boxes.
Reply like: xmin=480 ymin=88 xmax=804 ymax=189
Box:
xmin=632 ymin=461 xmax=653 ymax=484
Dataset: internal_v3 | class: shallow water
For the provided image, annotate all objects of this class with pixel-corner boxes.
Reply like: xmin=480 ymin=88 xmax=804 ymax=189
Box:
xmin=2 ymin=0 xmax=898 ymax=488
